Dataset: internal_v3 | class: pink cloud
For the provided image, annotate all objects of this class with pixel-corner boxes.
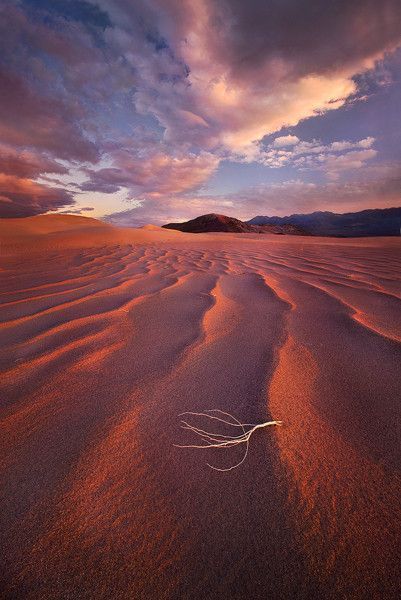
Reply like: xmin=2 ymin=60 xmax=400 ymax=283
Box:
xmin=0 ymin=174 xmax=74 ymax=217
xmin=273 ymin=135 xmax=300 ymax=148
xmin=112 ymin=0 xmax=401 ymax=153
xmin=81 ymin=150 xmax=219 ymax=196
xmin=0 ymin=144 xmax=68 ymax=179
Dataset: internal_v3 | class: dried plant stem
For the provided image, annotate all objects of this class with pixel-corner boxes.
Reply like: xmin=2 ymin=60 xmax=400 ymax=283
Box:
xmin=175 ymin=409 xmax=282 ymax=472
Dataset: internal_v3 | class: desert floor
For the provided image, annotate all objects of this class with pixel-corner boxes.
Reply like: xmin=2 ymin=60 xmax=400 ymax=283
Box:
xmin=1 ymin=216 xmax=400 ymax=599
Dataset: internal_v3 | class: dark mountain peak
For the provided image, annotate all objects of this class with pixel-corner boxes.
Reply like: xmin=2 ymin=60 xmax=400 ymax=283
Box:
xmin=198 ymin=213 xmax=229 ymax=220
xmin=162 ymin=213 xmax=251 ymax=233
xmin=162 ymin=213 xmax=307 ymax=235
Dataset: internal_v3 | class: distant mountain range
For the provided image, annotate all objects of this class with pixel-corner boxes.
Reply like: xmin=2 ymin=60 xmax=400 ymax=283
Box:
xmin=248 ymin=207 xmax=401 ymax=237
xmin=162 ymin=213 xmax=308 ymax=235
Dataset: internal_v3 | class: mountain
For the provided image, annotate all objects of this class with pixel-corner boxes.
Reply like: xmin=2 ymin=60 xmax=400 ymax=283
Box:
xmin=248 ymin=207 xmax=401 ymax=237
xmin=162 ymin=213 xmax=307 ymax=235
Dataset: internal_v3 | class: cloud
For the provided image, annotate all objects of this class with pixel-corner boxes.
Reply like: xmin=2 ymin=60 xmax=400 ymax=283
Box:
xmin=0 ymin=174 xmax=74 ymax=217
xmin=58 ymin=206 xmax=94 ymax=214
xmin=307 ymin=149 xmax=378 ymax=180
xmin=0 ymin=144 xmax=68 ymax=179
xmin=81 ymin=150 xmax=219 ymax=196
xmin=185 ymin=0 xmax=401 ymax=81
xmin=253 ymin=136 xmax=378 ymax=177
xmin=23 ymin=0 xmax=112 ymax=29
xmin=1 ymin=0 xmax=400 ymax=218
xmin=273 ymin=135 xmax=300 ymax=148
xmin=109 ymin=0 xmax=401 ymax=153
xmin=330 ymin=137 xmax=374 ymax=152
xmin=0 ymin=1 xmax=111 ymax=215
xmin=0 ymin=7 xmax=100 ymax=162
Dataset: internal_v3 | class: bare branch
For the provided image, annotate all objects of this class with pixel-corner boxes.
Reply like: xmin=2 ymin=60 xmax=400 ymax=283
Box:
xmin=175 ymin=409 xmax=282 ymax=472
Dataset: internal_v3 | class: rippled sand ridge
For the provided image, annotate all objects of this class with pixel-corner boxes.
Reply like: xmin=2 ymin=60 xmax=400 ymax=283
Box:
xmin=1 ymin=216 xmax=400 ymax=599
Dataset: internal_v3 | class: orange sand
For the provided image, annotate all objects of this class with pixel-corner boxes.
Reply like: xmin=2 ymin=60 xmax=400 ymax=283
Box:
xmin=1 ymin=215 xmax=400 ymax=599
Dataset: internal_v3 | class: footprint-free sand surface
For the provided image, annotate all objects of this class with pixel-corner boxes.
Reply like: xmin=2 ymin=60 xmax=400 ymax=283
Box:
xmin=1 ymin=215 xmax=400 ymax=599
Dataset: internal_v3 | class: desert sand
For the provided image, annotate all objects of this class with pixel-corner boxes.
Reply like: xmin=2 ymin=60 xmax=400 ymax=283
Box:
xmin=1 ymin=215 xmax=400 ymax=599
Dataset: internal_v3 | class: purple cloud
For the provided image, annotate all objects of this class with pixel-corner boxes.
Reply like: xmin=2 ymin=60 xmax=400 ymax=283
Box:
xmin=80 ymin=149 xmax=219 ymax=196
xmin=0 ymin=174 xmax=74 ymax=217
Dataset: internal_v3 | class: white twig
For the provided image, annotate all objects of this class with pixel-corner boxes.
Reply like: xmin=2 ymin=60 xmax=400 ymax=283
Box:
xmin=174 ymin=409 xmax=282 ymax=472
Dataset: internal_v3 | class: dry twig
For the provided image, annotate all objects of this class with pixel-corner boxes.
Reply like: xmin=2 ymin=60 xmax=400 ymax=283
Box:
xmin=175 ymin=409 xmax=282 ymax=471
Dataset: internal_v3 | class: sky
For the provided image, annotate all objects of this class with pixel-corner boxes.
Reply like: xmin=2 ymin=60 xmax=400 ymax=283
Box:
xmin=1 ymin=0 xmax=401 ymax=225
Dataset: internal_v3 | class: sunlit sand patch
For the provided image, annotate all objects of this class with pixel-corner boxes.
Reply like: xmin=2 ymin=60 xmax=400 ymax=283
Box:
xmin=269 ymin=335 xmax=401 ymax=598
xmin=70 ymin=339 xmax=126 ymax=372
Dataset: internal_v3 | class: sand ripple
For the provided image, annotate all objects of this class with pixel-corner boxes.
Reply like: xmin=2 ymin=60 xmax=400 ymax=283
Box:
xmin=1 ymin=228 xmax=400 ymax=599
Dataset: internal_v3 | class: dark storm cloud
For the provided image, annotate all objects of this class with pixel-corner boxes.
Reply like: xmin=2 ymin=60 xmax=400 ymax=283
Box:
xmin=204 ymin=0 xmax=401 ymax=81
xmin=22 ymin=0 xmax=112 ymax=28
xmin=0 ymin=175 xmax=74 ymax=217
xmin=0 ymin=145 xmax=68 ymax=179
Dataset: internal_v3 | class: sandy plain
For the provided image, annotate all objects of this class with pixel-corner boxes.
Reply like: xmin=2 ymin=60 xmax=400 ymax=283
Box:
xmin=1 ymin=215 xmax=400 ymax=599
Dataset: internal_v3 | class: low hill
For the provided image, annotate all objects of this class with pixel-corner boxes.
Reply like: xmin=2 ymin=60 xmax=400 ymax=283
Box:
xmin=162 ymin=213 xmax=307 ymax=235
xmin=248 ymin=207 xmax=401 ymax=237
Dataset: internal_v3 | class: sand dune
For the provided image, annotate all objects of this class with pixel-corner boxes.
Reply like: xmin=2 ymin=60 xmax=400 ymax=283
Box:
xmin=1 ymin=216 xmax=400 ymax=599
